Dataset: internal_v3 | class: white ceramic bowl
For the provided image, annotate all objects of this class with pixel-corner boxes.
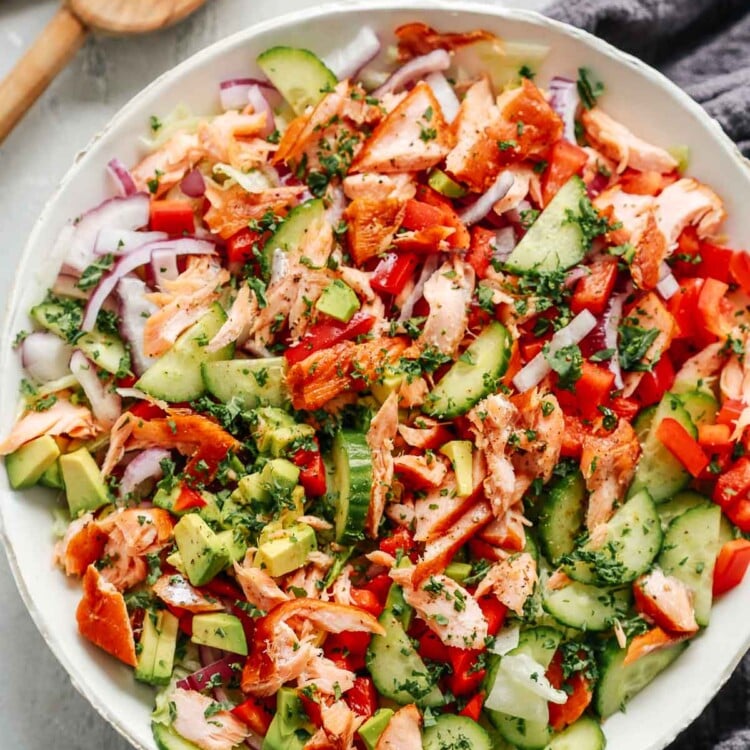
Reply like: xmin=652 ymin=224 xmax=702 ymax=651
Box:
xmin=2 ymin=2 xmax=749 ymax=749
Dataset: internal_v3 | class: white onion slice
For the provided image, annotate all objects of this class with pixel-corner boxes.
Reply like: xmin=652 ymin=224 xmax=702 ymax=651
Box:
xmin=70 ymin=350 xmax=122 ymax=428
xmin=656 ymin=262 xmax=680 ymax=300
xmin=548 ymin=76 xmax=580 ymax=143
xmin=491 ymin=227 xmax=517 ymax=263
xmin=397 ymin=255 xmax=440 ymax=323
xmin=489 ymin=623 xmax=520 ymax=655
xmin=21 ymin=332 xmax=74 ymax=383
xmin=324 ymin=26 xmax=381 ymax=82
xmin=95 ymin=229 xmax=168 ymax=256
xmin=459 ymin=172 xmax=515 ymax=226
xmin=373 ymin=49 xmax=451 ymax=97
xmin=424 ymin=72 xmax=460 ymax=123
xmin=117 ymin=276 xmax=158 ymax=375
xmin=603 ymin=293 xmax=626 ymax=389
xmin=512 ymin=309 xmax=597 ymax=392
xmin=82 ymin=238 xmax=215 ymax=332
xmin=119 ymin=447 xmax=170 ymax=500
xmin=151 ymin=249 xmax=180 ymax=290
xmin=247 ymin=85 xmax=275 ymax=138
xmin=106 ymin=158 xmax=137 ymax=197
xmin=219 ymin=78 xmax=254 ymax=110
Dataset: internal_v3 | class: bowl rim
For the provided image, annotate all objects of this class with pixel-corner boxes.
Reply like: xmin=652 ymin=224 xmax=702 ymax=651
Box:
xmin=1 ymin=2 xmax=748 ymax=749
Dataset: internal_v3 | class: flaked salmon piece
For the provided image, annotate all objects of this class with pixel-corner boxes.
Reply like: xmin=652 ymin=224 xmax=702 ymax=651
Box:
xmin=263 ymin=598 xmax=385 ymax=637
xmin=152 ymin=573 xmax=224 ymax=614
xmin=76 ymin=565 xmax=137 ymax=667
xmin=393 ymin=453 xmax=447 ymax=489
xmin=332 ymin=564 xmax=354 ymax=606
xmin=385 ymin=499 xmax=416 ymax=527
xmin=56 ymin=513 xmax=108 ymax=577
xmin=127 ymin=414 xmax=240 ymax=457
xmin=350 ymin=82 xmax=454 ymax=174
xmin=581 ymin=418 xmax=641 ymax=532
xmin=206 ymin=284 xmax=259 ymax=353
xmin=297 ymin=654 xmax=357 ymax=696
xmin=720 ymin=331 xmax=750 ymax=404
xmin=630 ymin=207 xmax=669 ymax=290
xmin=100 ymin=412 xmax=137 ymax=477
xmin=397 ymin=376 xmax=429 ymax=408
xmin=131 ymin=131 xmax=202 ymax=196
xmin=97 ymin=507 xmax=173 ymax=556
xmin=398 ymin=417 xmax=448 ymax=449
xmin=143 ymin=256 xmax=229 ymax=358
xmin=493 ymin=164 xmax=533 ymax=215
xmin=468 ymin=393 xmax=518 ymax=518
xmin=0 ymin=399 xmax=98 ymax=456
xmin=480 ymin=505 xmax=529 ymax=552
xmin=234 ymin=557 xmax=290 ymax=612
xmin=344 ymin=197 xmax=407 ymax=266
xmin=654 ymin=178 xmax=726 ymax=248
xmin=304 ymin=700 xmax=364 ymax=750
xmin=171 ymin=688 xmax=250 ymax=750
xmin=197 ymin=110 xmax=268 ymax=165
xmin=375 ymin=703 xmax=422 ymax=750
xmin=593 ymin=185 xmax=653 ymax=239
xmin=391 ymin=568 xmax=488 ymax=649
xmin=634 ymin=567 xmax=698 ymax=634
xmin=98 ymin=535 xmax=147 ymax=591
xmin=288 ymin=269 xmax=334 ymax=340
xmin=416 ymin=258 xmax=475 ymax=359
xmin=296 ymin=515 xmax=334 ymax=532
xmin=582 ymin=146 xmax=617 ymax=190
xmin=475 ymin=551 xmax=537 ymax=616
xmin=366 ymin=391 xmax=399 ymax=538
xmin=342 ymin=172 xmax=416 ymax=202
xmin=581 ymin=107 xmax=678 ymax=174
xmin=546 ymin=569 xmax=573 ymax=591
xmin=624 ymin=627 xmax=690 ymax=666
xmin=285 ymin=558 xmax=332 ymax=600
xmin=366 ymin=549 xmax=397 ymax=568
xmin=395 ymin=22 xmax=496 ymax=60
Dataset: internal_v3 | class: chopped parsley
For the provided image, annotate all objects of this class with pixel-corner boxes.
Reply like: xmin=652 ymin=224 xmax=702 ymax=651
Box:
xmin=577 ymin=67 xmax=605 ymax=110
xmin=544 ymin=343 xmax=583 ymax=391
xmin=565 ymin=195 xmax=620 ymax=249
xmin=618 ymin=323 xmax=660 ymax=371
xmin=76 ymin=253 xmax=115 ymax=292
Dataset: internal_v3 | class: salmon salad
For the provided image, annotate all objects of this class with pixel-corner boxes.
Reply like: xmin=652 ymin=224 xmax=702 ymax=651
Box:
xmin=3 ymin=20 xmax=750 ymax=750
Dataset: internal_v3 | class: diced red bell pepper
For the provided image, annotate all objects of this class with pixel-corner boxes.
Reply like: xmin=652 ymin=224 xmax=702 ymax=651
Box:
xmin=173 ymin=483 xmax=207 ymax=512
xmin=466 ymin=226 xmax=497 ymax=280
xmin=414 ymin=186 xmax=471 ymax=249
xmin=370 ymin=252 xmax=419 ymax=296
xmin=634 ymin=352 xmax=675 ymax=407
xmin=232 ymin=696 xmax=273 ymax=735
xmin=418 ymin=631 xmax=448 ymax=662
xmin=713 ymin=539 xmax=750 ymax=596
xmin=469 ymin=538 xmax=505 ymax=563
xmin=201 ymin=576 xmax=244 ymax=601
xmin=350 ymin=588 xmax=384 ymax=618
xmin=696 ymin=278 xmax=730 ymax=340
xmin=150 ymin=200 xmax=195 ymax=235
xmin=714 ymin=457 xmax=750 ymax=510
xmin=345 ymin=676 xmax=378 ymax=719
xmin=448 ymin=649 xmax=485 ymax=696
xmin=402 ymin=199 xmax=446 ymax=231
xmin=609 ymin=396 xmax=640 ymax=422
xmin=379 ymin=527 xmax=415 ymax=556
xmin=477 ymin=596 xmax=507 ymax=636
xmin=226 ymin=227 xmax=262 ymax=265
xmin=129 ymin=401 xmax=166 ymax=421
xmin=656 ymin=418 xmax=710 ymax=478
xmin=546 ymin=651 xmax=593 ymax=731
xmin=730 ymin=250 xmax=750 ymax=295
xmin=362 ymin=573 xmax=393 ymax=605
xmin=716 ymin=399 xmax=744 ymax=428
xmin=283 ymin=311 xmax=375 ymax=366
xmin=324 ymin=631 xmax=371 ymax=672
xmin=672 ymin=227 xmax=732 ymax=282
xmin=698 ymin=423 xmax=733 ymax=450
xmin=292 ymin=440 xmax=327 ymax=497
xmin=459 ymin=692 xmax=485 ymax=722
xmin=300 ymin=693 xmax=323 ymax=727
xmin=576 ymin=361 xmax=615 ymax=420
xmin=571 ymin=257 xmax=618 ymax=317
xmin=520 ymin=339 xmax=546 ymax=362
xmin=541 ymin=140 xmax=588 ymax=207
xmin=667 ymin=277 xmax=704 ymax=340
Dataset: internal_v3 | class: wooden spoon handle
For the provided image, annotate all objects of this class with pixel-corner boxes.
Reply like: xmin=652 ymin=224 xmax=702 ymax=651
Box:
xmin=0 ymin=7 xmax=88 ymax=144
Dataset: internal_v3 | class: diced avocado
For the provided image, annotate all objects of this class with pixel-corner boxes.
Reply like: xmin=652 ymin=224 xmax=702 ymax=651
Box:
xmin=262 ymin=688 xmax=315 ymax=750
xmin=39 ymin=459 xmax=64 ymax=489
xmin=191 ymin=612 xmax=247 ymax=655
xmin=202 ymin=357 xmax=287 ymax=409
xmin=154 ymin=485 xmax=219 ymax=518
xmin=255 ymin=522 xmax=316 ymax=577
xmin=266 ymin=424 xmax=316 ymax=458
xmin=59 ymin=447 xmax=110 ymax=517
xmin=445 ymin=561 xmax=473 ymax=584
xmin=315 ymin=279 xmax=360 ymax=323
xmin=370 ymin=367 xmax=405 ymax=405
xmin=173 ymin=514 xmax=230 ymax=586
xmin=280 ymin=485 xmax=305 ymax=526
xmin=252 ymin=406 xmax=296 ymax=453
xmin=5 ymin=435 xmax=60 ymax=489
xmin=237 ymin=473 xmax=271 ymax=506
xmin=261 ymin=458 xmax=300 ymax=495
xmin=358 ymin=708 xmax=394 ymax=750
xmin=215 ymin=529 xmax=247 ymax=564
xmin=259 ymin=520 xmax=284 ymax=546
xmin=439 ymin=440 xmax=473 ymax=497
xmin=165 ymin=550 xmax=187 ymax=576
xmin=135 ymin=609 xmax=179 ymax=686
xmin=428 ymin=168 xmax=467 ymax=198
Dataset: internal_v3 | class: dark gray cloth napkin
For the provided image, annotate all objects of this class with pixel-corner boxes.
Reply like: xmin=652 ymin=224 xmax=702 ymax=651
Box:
xmin=541 ymin=3 xmax=750 ymax=747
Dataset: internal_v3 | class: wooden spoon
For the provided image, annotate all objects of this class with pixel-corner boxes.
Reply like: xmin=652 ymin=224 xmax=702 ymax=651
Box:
xmin=0 ymin=0 xmax=207 ymax=144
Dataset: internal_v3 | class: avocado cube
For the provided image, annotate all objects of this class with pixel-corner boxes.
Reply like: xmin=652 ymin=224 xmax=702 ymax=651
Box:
xmin=165 ymin=550 xmax=187 ymax=576
xmin=427 ymin=168 xmax=467 ymax=198
xmin=191 ymin=612 xmax=247 ymax=655
xmin=263 ymin=688 xmax=316 ymax=750
xmin=39 ymin=459 xmax=64 ymax=489
xmin=135 ymin=609 xmax=179 ymax=686
xmin=216 ymin=529 xmax=247 ymax=564
xmin=252 ymin=407 xmax=296 ymax=453
xmin=279 ymin=485 xmax=306 ymax=526
xmin=260 ymin=458 xmax=300 ymax=496
xmin=370 ymin=367 xmax=404 ymax=405
xmin=440 ymin=440 xmax=474 ymax=497
xmin=237 ymin=472 xmax=271 ymax=506
xmin=255 ymin=522 xmax=316 ymax=577
xmin=174 ymin=514 xmax=230 ymax=587
xmin=444 ymin=561 xmax=473 ymax=584
xmin=59 ymin=447 xmax=110 ymax=517
xmin=259 ymin=520 xmax=284 ymax=547
xmin=358 ymin=708 xmax=395 ymax=750
xmin=5 ymin=435 xmax=61 ymax=489
xmin=266 ymin=423 xmax=315 ymax=458
xmin=315 ymin=279 xmax=360 ymax=323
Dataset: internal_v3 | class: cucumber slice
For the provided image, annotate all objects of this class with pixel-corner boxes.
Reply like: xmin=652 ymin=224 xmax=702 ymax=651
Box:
xmin=633 ymin=405 xmax=656 ymax=444
xmin=202 ymin=357 xmax=286 ymax=409
xmin=422 ymin=715 xmax=493 ymax=750
xmin=428 ymin=169 xmax=468 ymax=198
xmin=656 ymin=490 xmax=708 ymax=530
xmin=136 ymin=303 xmax=233 ymax=402
xmin=423 ymin=321 xmax=511 ymax=418
xmin=595 ymin=637 xmax=687 ymax=718
xmin=261 ymin=199 xmax=326 ymax=279
xmin=152 ymin=723 xmax=201 ymax=750
xmin=366 ymin=611 xmax=443 ymax=707
xmin=514 ymin=626 xmax=563 ymax=667
xmin=658 ymin=503 xmax=721 ymax=626
xmin=543 ymin=716 xmax=605 ymax=750
xmin=539 ymin=472 xmax=586 ymax=565
xmin=30 ymin=300 xmax=129 ymax=375
xmin=504 ymin=177 xmax=588 ymax=273
xmin=541 ymin=572 xmax=631 ymax=631
xmin=564 ymin=490 xmax=662 ymax=585
xmin=677 ymin=389 xmax=718 ymax=428
xmin=256 ymin=47 xmax=337 ymax=115
xmin=332 ymin=430 xmax=373 ymax=543
xmin=490 ymin=713 xmax=553 ymax=750
xmin=629 ymin=393 xmax=696 ymax=502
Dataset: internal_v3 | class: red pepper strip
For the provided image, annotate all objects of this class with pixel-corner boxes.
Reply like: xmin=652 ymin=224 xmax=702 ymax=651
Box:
xmin=379 ymin=527 xmax=416 ymax=556
xmin=350 ymin=588 xmax=384 ymax=618
xmin=418 ymin=631 xmax=447 ymax=662
xmin=292 ymin=439 xmax=327 ymax=497
xmin=299 ymin=693 xmax=323 ymax=728
xmin=128 ymin=401 xmax=165 ymax=420
xmin=459 ymin=693 xmax=485 ymax=722
xmin=716 ymin=399 xmax=744 ymax=428
xmin=560 ymin=415 xmax=587 ymax=459
xmin=634 ymin=352 xmax=675 ymax=407
xmin=576 ymin=361 xmax=615 ymax=421
xmin=667 ymin=277 xmax=704 ymax=340
xmin=225 ymin=227 xmax=262 ymax=265
xmin=571 ymin=257 xmax=618 ymax=317
xmin=541 ymin=140 xmax=588 ymax=207
xmin=672 ymin=227 xmax=733 ymax=282
xmin=656 ymin=418 xmax=710 ymax=477
xmin=173 ymin=483 xmax=207 ymax=512
xmin=448 ymin=649 xmax=485 ymax=696
xmin=232 ymin=696 xmax=273 ymax=735
xmin=713 ymin=539 xmax=750 ymax=596
xmin=361 ymin=573 xmax=392 ymax=605
xmin=370 ymin=252 xmax=419 ymax=295
xmin=466 ymin=226 xmax=497 ymax=280
xmin=324 ymin=630 xmax=371 ymax=671
xmin=345 ymin=676 xmax=378 ymax=719
xmin=477 ymin=596 xmax=507 ymax=636
xmin=283 ymin=311 xmax=375 ymax=366
xmin=696 ymin=278 xmax=730 ymax=340
xmin=545 ymin=651 xmax=593 ymax=731
xmin=414 ymin=185 xmax=470 ymax=249
xmin=609 ymin=396 xmax=640 ymax=422
xmin=730 ymin=251 xmax=750 ymax=294
xmin=402 ymin=199 xmax=446 ymax=231
xmin=149 ymin=199 xmax=195 ymax=234
xmin=713 ymin=457 xmax=750 ymax=532
xmin=698 ymin=423 xmax=733 ymax=449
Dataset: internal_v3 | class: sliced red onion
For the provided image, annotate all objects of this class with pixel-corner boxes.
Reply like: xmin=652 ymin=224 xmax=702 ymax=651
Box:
xmin=52 ymin=273 xmax=89 ymax=300
xmin=603 ymin=293 xmax=625 ymax=389
xmin=106 ymin=158 xmax=137 ymax=197
xmin=425 ymin=72 xmax=460 ymax=123
xmin=548 ymin=77 xmax=579 ymax=143
xmin=82 ymin=238 xmax=215 ymax=332
xmin=459 ymin=172 xmax=515 ymax=227
xmin=119 ymin=447 xmax=170 ymax=500
xmin=70 ymin=350 xmax=122 ymax=427
xmin=398 ymin=255 xmax=440 ymax=323
xmin=117 ymin=276 xmax=158 ymax=375
xmin=219 ymin=79 xmax=253 ymax=111
xmin=656 ymin=262 xmax=679 ymax=300
xmin=177 ymin=653 xmax=243 ymax=692
xmin=21 ymin=332 xmax=74 ymax=383
xmin=564 ymin=266 xmax=588 ymax=288
xmin=491 ymin=227 xmax=517 ymax=263
xmin=95 ymin=229 xmax=168 ymax=256
xmin=247 ymin=85 xmax=275 ymax=138
xmin=64 ymin=193 xmax=151 ymax=274
xmin=180 ymin=168 xmax=206 ymax=198
xmin=151 ymin=249 xmax=180 ymax=289
xmin=373 ymin=49 xmax=451 ymax=97
xmin=513 ymin=309 xmax=598 ymax=392
xmin=324 ymin=26 xmax=381 ymax=81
